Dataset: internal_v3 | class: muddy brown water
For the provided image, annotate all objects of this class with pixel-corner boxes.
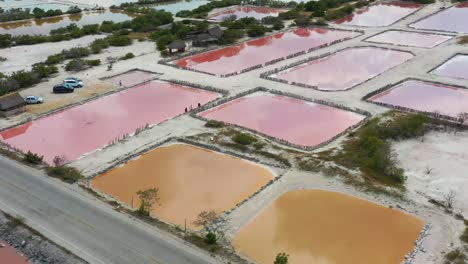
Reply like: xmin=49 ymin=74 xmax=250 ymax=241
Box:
xmin=234 ymin=190 xmax=424 ymax=264
xmin=91 ymin=144 xmax=273 ymax=229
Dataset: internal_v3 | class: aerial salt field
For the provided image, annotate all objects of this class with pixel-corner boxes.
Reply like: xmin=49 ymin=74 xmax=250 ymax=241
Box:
xmin=91 ymin=144 xmax=273 ymax=228
xmin=335 ymin=1 xmax=422 ymax=27
xmin=364 ymin=30 xmax=452 ymax=48
xmin=410 ymin=2 xmax=468 ymax=34
xmin=270 ymin=47 xmax=413 ymax=91
xmin=431 ymin=54 xmax=468 ymax=80
xmin=198 ymin=92 xmax=366 ymax=147
xmin=234 ymin=190 xmax=424 ymax=264
xmin=174 ymin=28 xmax=360 ymax=76
xmin=208 ymin=6 xmax=286 ymax=21
xmin=0 ymin=81 xmax=219 ymax=163
xmin=368 ymin=80 xmax=468 ymax=118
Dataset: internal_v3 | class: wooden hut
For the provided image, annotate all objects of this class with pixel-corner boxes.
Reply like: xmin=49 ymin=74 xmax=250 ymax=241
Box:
xmin=0 ymin=93 xmax=26 ymax=117
xmin=167 ymin=40 xmax=187 ymax=54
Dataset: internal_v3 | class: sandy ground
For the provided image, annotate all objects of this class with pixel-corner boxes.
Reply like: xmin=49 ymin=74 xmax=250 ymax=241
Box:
xmin=394 ymin=130 xmax=468 ymax=219
xmin=0 ymin=35 xmax=106 ymax=74
xmin=1 ymin=1 xmax=468 ymax=263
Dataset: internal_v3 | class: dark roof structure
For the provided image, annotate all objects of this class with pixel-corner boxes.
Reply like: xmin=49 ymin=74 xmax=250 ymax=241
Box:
xmin=208 ymin=26 xmax=224 ymax=38
xmin=168 ymin=40 xmax=187 ymax=50
xmin=0 ymin=93 xmax=26 ymax=111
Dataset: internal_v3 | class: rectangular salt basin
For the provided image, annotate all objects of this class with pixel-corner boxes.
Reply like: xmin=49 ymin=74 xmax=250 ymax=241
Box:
xmin=271 ymin=47 xmax=413 ymax=91
xmin=0 ymin=81 xmax=220 ymax=163
xmin=365 ymin=30 xmax=452 ymax=48
xmin=208 ymin=6 xmax=286 ymax=21
xmin=234 ymin=190 xmax=424 ymax=264
xmin=368 ymin=80 xmax=468 ymax=118
xmin=0 ymin=10 xmax=135 ymax=36
xmin=335 ymin=1 xmax=422 ymax=27
xmin=0 ymin=240 xmax=28 ymax=264
xmin=174 ymin=28 xmax=360 ymax=76
xmin=198 ymin=93 xmax=366 ymax=147
xmin=410 ymin=3 xmax=468 ymax=34
xmin=91 ymin=144 xmax=273 ymax=229
xmin=104 ymin=70 xmax=156 ymax=87
xmin=431 ymin=54 xmax=468 ymax=80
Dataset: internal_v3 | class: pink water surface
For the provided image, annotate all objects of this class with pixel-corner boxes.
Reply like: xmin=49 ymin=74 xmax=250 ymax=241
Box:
xmin=0 ymin=241 xmax=28 ymax=264
xmin=410 ymin=3 xmax=468 ymax=33
xmin=432 ymin=54 xmax=468 ymax=80
xmin=105 ymin=70 xmax=155 ymax=87
xmin=369 ymin=80 xmax=468 ymax=118
xmin=208 ymin=6 xmax=286 ymax=21
xmin=198 ymin=93 xmax=366 ymax=147
xmin=335 ymin=1 xmax=422 ymax=27
xmin=365 ymin=30 xmax=452 ymax=48
xmin=0 ymin=81 xmax=220 ymax=163
xmin=175 ymin=28 xmax=360 ymax=76
xmin=273 ymin=47 xmax=413 ymax=91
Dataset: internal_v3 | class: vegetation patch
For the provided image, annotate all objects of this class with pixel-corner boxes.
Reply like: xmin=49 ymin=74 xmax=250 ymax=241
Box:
xmin=232 ymin=132 xmax=258 ymax=145
xmin=205 ymin=120 xmax=225 ymax=128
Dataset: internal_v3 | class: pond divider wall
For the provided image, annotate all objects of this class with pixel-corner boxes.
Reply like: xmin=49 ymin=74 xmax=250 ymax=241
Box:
xmin=191 ymin=86 xmax=371 ymax=152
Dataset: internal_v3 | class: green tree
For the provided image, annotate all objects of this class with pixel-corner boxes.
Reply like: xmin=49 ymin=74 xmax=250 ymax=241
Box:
xmin=274 ymin=253 xmax=289 ymax=264
xmin=136 ymin=188 xmax=160 ymax=216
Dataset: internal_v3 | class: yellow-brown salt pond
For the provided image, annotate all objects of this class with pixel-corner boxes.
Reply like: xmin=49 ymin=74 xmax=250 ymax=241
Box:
xmin=234 ymin=190 xmax=424 ymax=264
xmin=91 ymin=144 xmax=273 ymax=229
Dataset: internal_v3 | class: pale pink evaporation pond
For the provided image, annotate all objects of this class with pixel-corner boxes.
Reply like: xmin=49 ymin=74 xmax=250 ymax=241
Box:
xmin=431 ymin=54 xmax=468 ymax=80
xmin=335 ymin=1 xmax=422 ymax=27
xmin=410 ymin=3 xmax=468 ymax=34
xmin=198 ymin=93 xmax=366 ymax=147
xmin=208 ymin=6 xmax=286 ymax=21
xmin=272 ymin=47 xmax=414 ymax=91
xmin=365 ymin=30 xmax=452 ymax=48
xmin=368 ymin=80 xmax=468 ymax=118
xmin=0 ymin=81 xmax=220 ymax=163
xmin=105 ymin=70 xmax=156 ymax=87
xmin=175 ymin=28 xmax=360 ymax=76
xmin=0 ymin=240 xmax=29 ymax=264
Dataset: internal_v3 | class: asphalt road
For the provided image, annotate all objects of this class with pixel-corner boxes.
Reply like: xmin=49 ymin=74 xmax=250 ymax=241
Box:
xmin=0 ymin=155 xmax=217 ymax=264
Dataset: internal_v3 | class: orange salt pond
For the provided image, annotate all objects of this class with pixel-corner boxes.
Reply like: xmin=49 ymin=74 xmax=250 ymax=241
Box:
xmin=234 ymin=190 xmax=424 ymax=264
xmin=92 ymin=144 xmax=273 ymax=229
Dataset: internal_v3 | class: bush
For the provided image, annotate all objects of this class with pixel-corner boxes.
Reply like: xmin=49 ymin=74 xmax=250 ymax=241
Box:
xmin=45 ymin=54 xmax=65 ymax=65
xmin=10 ymin=70 xmax=40 ymax=88
xmin=246 ymin=24 xmax=267 ymax=37
xmin=120 ymin=52 xmax=135 ymax=60
xmin=23 ymin=151 xmax=43 ymax=165
xmin=46 ymin=166 xmax=83 ymax=183
xmin=205 ymin=232 xmax=217 ymax=245
xmin=62 ymin=47 xmax=90 ymax=59
xmin=232 ymin=133 xmax=257 ymax=145
xmin=65 ymin=59 xmax=86 ymax=72
xmin=86 ymin=59 xmax=101 ymax=66
xmin=205 ymin=120 xmax=224 ymax=128
xmin=31 ymin=64 xmax=58 ymax=78
xmin=107 ymin=34 xmax=133 ymax=46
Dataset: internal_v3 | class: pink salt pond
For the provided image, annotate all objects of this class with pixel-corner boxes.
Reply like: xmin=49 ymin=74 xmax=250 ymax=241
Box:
xmin=104 ymin=70 xmax=156 ymax=87
xmin=365 ymin=30 xmax=452 ymax=48
xmin=0 ymin=81 xmax=220 ymax=164
xmin=198 ymin=92 xmax=366 ymax=147
xmin=335 ymin=1 xmax=422 ymax=27
xmin=410 ymin=3 xmax=468 ymax=34
xmin=431 ymin=54 xmax=468 ymax=80
xmin=208 ymin=6 xmax=286 ymax=21
xmin=271 ymin=47 xmax=413 ymax=91
xmin=0 ymin=241 xmax=28 ymax=264
xmin=368 ymin=80 xmax=468 ymax=118
xmin=174 ymin=28 xmax=360 ymax=76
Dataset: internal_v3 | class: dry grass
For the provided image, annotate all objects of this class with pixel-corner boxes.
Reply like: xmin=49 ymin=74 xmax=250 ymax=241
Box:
xmin=457 ymin=36 xmax=468 ymax=45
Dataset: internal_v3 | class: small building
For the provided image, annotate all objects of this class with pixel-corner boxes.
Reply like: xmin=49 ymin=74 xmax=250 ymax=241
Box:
xmin=0 ymin=92 xmax=26 ymax=117
xmin=167 ymin=40 xmax=187 ymax=54
xmin=192 ymin=26 xmax=224 ymax=47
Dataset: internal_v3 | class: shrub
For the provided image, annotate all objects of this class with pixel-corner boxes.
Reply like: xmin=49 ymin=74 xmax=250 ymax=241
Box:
xmin=31 ymin=64 xmax=58 ymax=78
xmin=232 ymin=133 xmax=257 ymax=145
xmin=45 ymin=54 xmax=65 ymax=65
xmin=10 ymin=70 xmax=40 ymax=88
xmin=46 ymin=166 xmax=83 ymax=183
xmin=107 ymin=34 xmax=133 ymax=46
xmin=205 ymin=120 xmax=224 ymax=128
xmin=23 ymin=151 xmax=43 ymax=165
xmin=90 ymin=38 xmax=110 ymax=54
xmin=120 ymin=52 xmax=135 ymax=60
xmin=246 ymin=24 xmax=267 ymax=37
xmin=205 ymin=232 xmax=217 ymax=245
xmin=65 ymin=59 xmax=86 ymax=72
xmin=86 ymin=59 xmax=101 ymax=66
xmin=62 ymin=47 xmax=90 ymax=59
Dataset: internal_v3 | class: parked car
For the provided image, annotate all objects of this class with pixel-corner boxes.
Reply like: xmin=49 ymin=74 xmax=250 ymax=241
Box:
xmin=53 ymin=84 xmax=74 ymax=93
xmin=63 ymin=78 xmax=83 ymax=88
xmin=24 ymin=95 xmax=44 ymax=104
